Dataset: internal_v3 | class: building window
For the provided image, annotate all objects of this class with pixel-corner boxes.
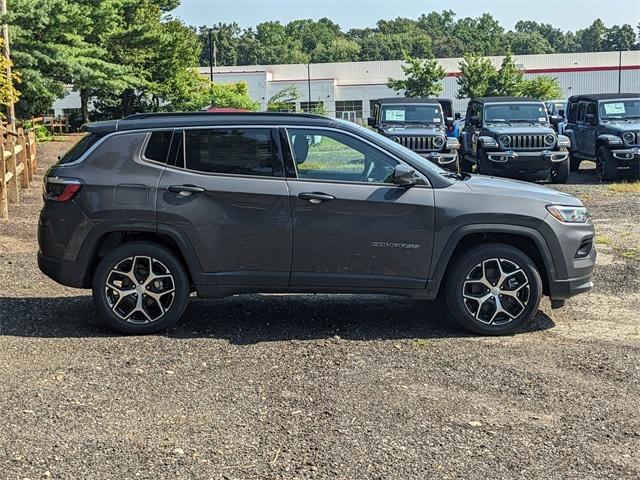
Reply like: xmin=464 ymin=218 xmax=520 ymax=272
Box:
xmin=335 ymin=100 xmax=363 ymax=123
xmin=300 ymin=101 xmax=324 ymax=114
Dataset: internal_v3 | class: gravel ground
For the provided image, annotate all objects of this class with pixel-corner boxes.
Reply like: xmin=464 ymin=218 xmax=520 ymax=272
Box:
xmin=0 ymin=136 xmax=639 ymax=480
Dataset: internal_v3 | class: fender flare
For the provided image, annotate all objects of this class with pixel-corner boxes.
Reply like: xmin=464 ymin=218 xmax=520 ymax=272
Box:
xmin=426 ymin=224 xmax=558 ymax=298
xmin=76 ymin=222 xmax=204 ymax=286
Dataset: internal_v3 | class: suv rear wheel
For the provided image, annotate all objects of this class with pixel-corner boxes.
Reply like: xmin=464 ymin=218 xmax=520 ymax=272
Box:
xmin=92 ymin=242 xmax=190 ymax=334
xmin=445 ymin=244 xmax=543 ymax=335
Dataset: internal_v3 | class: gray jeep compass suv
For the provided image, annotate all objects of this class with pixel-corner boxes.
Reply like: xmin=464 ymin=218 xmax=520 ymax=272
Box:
xmin=38 ymin=112 xmax=596 ymax=335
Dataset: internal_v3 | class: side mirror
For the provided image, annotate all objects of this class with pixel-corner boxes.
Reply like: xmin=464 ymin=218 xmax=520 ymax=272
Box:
xmin=367 ymin=117 xmax=375 ymax=127
xmin=585 ymin=113 xmax=596 ymax=125
xmin=445 ymin=116 xmax=454 ymax=127
xmin=558 ymin=109 xmax=565 ymax=117
xmin=549 ymin=115 xmax=561 ymax=126
xmin=454 ymin=112 xmax=461 ymax=120
xmin=392 ymin=164 xmax=419 ymax=188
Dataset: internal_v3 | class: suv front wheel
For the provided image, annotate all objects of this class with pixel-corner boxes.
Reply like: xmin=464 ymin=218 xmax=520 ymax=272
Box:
xmin=445 ymin=244 xmax=543 ymax=335
xmin=92 ymin=242 xmax=190 ymax=334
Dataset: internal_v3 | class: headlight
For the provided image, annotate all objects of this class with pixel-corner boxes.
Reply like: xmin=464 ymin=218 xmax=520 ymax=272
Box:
xmin=498 ymin=135 xmax=510 ymax=147
xmin=391 ymin=136 xmax=401 ymax=143
xmin=544 ymin=134 xmax=556 ymax=146
xmin=622 ymin=131 xmax=635 ymax=145
xmin=433 ymin=135 xmax=445 ymax=148
xmin=546 ymin=205 xmax=590 ymax=224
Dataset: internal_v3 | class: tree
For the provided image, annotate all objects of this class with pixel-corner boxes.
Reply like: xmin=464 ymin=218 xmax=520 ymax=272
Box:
xmin=520 ymin=76 xmax=563 ymax=100
xmin=267 ymin=85 xmax=299 ymax=111
xmin=456 ymin=54 xmax=497 ymax=99
xmin=576 ymin=19 xmax=607 ymax=52
xmin=504 ymin=31 xmax=554 ymax=55
xmin=487 ymin=51 xmax=524 ymax=96
xmin=311 ymin=38 xmax=360 ymax=63
xmin=388 ymin=55 xmax=446 ymax=97
xmin=0 ymin=38 xmax=19 ymax=110
xmin=211 ymin=82 xmax=259 ymax=111
xmin=603 ymin=24 xmax=637 ymax=51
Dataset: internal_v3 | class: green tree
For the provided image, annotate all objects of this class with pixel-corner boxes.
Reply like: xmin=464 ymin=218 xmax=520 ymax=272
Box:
xmin=0 ymin=38 xmax=19 ymax=109
xmin=487 ymin=51 xmax=524 ymax=96
xmin=504 ymin=31 xmax=554 ymax=55
xmin=211 ymin=82 xmax=259 ymax=111
xmin=604 ymin=24 xmax=637 ymax=51
xmin=456 ymin=54 xmax=497 ymax=99
xmin=311 ymin=38 xmax=360 ymax=63
xmin=520 ymin=76 xmax=563 ymax=101
xmin=388 ymin=55 xmax=446 ymax=97
xmin=267 ymin=85 xmax=299 ymax=111
xmin=576 ymin=19 xmax=607 ymax=52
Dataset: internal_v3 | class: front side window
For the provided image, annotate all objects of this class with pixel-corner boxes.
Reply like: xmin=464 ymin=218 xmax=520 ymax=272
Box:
xmin=183 ymin=128 xmax=281 ymax=177
xmin=287 ymin=129 xmax=399 ymax=184
xmin=484 ymin=103 xmax=548 ymax=124
xmin=577 ymin=102 xmax=587 ymax=122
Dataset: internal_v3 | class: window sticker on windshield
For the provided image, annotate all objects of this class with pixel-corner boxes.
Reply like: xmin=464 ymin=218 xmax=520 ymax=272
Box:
xmin=433 ymin=117 xmax=441 ymax=123
xmin=604 ymin=103 xmax=626 ymax=115
xmin=385 ymin=110 xmax=405 ymax=121
xmin=539 ymin=117 xmax=546 ymax=122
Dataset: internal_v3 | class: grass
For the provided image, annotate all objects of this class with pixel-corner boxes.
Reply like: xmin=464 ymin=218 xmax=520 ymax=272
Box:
xmin=595 ymin=235 xmax=611 ymax=246
xmin=607 ymin=181 xmax=640 ymax=194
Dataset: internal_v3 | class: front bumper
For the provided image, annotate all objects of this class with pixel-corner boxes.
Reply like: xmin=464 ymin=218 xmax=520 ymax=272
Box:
xmin=485 ymin=149 xmax=568 ymax=175
xmin=420 ymin=152 xmax=459 ymax=167
xmin=611 ymin=147 xmax=640 ymax=161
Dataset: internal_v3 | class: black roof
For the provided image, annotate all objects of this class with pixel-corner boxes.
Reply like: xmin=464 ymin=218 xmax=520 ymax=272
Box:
xmin=374 ymin=97 xmax=441 ymax=105
xmin=85 ymin=112 xmax=340 ymax=134
xmin=472 ymin=96 xmax=541 ymax=104
xmin=567 ymin=93 xmax=640 ymax=102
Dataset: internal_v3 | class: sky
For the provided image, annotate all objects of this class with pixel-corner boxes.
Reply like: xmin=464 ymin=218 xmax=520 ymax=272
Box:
xmin=171 ymin=0 xmax=640 ymax=32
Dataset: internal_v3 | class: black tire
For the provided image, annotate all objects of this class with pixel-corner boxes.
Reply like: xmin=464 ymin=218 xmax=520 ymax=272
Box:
xmin=569 ymin=153 xmax=581 ymax=172
xmin=444 ymin=244 xmax=543 ymax=336
xmin=550 ymin=150 xmax=569 ymax=184
xmin=629 ymin=160 xmax=640 ymax=180
xmin=476 ymin=148 xmax=494 ymax=176
xmin=596 ymin=147 xmax=617 ymax=182
xmin=92 ymin=242 xmax=190 ymax=334
xmin=460 ymin=156 xmax=475 ymax=173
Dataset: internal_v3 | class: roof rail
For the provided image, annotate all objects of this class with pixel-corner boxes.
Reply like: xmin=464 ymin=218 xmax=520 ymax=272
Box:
xmin=122 ymin=111 xmax=328 ymax=121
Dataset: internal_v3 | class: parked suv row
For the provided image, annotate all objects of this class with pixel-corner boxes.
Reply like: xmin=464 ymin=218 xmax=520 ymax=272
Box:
xmin=39 ymin=112 xmax=595 ymax=335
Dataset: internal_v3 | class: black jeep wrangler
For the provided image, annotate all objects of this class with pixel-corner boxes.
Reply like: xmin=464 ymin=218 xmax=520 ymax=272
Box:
xmin=368 ymin=98 xmax=460 ymax=170
xmin=459 ymin=97 xmax=571 ymax=183
xmin=563 ymin=93 xmax=640 ymax=181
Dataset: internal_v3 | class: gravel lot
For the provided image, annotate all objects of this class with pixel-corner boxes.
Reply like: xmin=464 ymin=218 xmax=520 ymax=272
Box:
xmin=1 ymin=136 xmax=639 ymax=479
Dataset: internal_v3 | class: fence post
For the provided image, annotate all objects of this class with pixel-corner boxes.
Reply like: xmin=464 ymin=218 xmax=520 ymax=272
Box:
xmin=0 ymin=141 xmax=7 ymax=219
xmin=5 ymin=139 xmax=18 ymax=204
xmin=26 ymin=129 xmax=37 ymax=174
xmin=17 ymin=127 xmax=31 ymax=184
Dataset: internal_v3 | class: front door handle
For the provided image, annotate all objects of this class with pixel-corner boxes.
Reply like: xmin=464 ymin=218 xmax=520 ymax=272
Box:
xmin=168 ymin=185 xmax=206 ymax=197
xmin=298 ymin=192 xmax=335 ymax=204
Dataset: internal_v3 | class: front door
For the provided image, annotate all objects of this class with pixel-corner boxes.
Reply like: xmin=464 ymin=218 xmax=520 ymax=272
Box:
xmin=155 ymin=127 xmax=292 ymax=286
xmin=284 ymin=127 xmax=435 ymax=289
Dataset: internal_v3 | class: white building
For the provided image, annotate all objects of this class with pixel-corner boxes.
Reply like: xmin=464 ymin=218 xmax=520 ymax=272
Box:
xmin=52 ymin=51 xmax=640 ymax=118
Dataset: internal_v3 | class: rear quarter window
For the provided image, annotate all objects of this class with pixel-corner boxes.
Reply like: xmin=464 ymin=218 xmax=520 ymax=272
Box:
xmin=57 ymin=133 xmax=102 ymax=165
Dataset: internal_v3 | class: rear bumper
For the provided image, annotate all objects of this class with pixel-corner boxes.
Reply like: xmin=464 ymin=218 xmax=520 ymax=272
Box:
xmin=38 ymin=252 xmax=88 ymax=289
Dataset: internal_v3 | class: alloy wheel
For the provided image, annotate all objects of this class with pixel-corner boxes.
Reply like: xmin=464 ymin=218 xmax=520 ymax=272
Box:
xmin=104 ymin=256 xmax=176 ymax=324
xmin=462 ymin=258 xmax=531 ymax=325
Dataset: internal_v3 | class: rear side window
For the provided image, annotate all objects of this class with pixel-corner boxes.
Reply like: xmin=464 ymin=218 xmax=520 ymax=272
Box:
xmin=183 ymin=128 xmax=281 ymax=177
xmin=57 ymin=133 xmax=102 ymax=165
xmin=144 ymin=131 xmax=173 ymax=164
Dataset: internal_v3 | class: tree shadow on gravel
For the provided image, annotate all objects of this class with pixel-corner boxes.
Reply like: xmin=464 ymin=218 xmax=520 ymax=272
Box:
xmin=0 ymin=294 xmax=555 ymax=342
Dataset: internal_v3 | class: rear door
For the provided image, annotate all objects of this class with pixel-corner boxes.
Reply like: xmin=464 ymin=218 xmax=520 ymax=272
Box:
xmin=155 ymin=126 xmax=292 ymax=286
xmin=584 ymin=101 xmax=598 ymax=155
xmin=283 ymin=127 xmax=435 ymax=289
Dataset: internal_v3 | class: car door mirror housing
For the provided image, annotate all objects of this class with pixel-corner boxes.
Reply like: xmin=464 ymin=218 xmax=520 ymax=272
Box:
xmin=454 ymin=112 xmax=461 ymax=120
xmin=392 ymin=164 xmax=419 ymax=187
xmin=367 ymin=117 xmax=376 ymax=127
xmin=558 ymin=109 xmax=565 ymax=117
xmin=445 ymin=116 xmax=454 ymax=127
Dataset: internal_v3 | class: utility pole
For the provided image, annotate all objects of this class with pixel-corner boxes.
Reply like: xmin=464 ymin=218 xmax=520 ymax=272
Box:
xmin=618 ymin=50 xmax=622 ymax=94
xmin=208 ymin=27 xmax=215 ymax=108
xmin=306 ymin=63 xmax=311 ymax=110
xmin=1 ymin=0 xmax=15 ymax=125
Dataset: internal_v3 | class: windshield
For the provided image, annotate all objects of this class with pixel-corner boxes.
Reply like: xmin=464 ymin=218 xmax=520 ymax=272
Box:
xmin=349 ymin=122 xmax=447 ymax=176
xmin=380 ymin=104 xmax=443 ymax=126
xmin=599 ymin=100 xmax=640 ymax=120
xmin=484 ymin=103 xmax=548 ymax=124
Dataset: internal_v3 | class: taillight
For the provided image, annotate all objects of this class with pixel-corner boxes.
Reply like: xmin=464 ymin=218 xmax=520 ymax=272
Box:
xmin=43 ymin=177 xmax=82 ymax=202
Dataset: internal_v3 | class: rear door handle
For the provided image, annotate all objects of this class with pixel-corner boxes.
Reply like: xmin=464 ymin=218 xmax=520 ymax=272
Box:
xmin=298 ymin=192 xmax=335 ymax=204
xmin=168 ymin=185 xmax=206 ymax=196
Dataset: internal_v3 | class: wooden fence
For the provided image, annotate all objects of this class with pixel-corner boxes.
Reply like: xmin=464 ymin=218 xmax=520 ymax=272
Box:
xmin=0 ymin=126 xmax=38 ymax=219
